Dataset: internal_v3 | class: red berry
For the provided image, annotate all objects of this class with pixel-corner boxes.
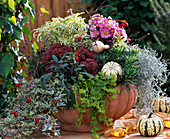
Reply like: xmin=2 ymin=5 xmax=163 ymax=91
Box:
xmin=16 ymin=83 xmax=20 ymax=87
xmin=78 ymin=36 xmax=82 ymax=41
xmin=19 ymin=83 xmax=22 ymax=86
xmin=14 ymin=112 xmax=18 ymax=117
xmin=75 ymin=52 xmax=79 ymax=56
xmin=75 ymin=57 xmax=79 ymax=62
xmin=124 ymin=22 xmax=128 ymax=27
xmin=12 ymin=111 xmax=15 ymax=114
xmin=120 ymin=22 xmax=128 ymax=28
xmin=127 ymin=38 xmax=131 ymax=42
xmin=27 ymin=98 xmax=31 ymax=103
xmin=20 ymin=57 xmax=25 ymax=62
xmin=35 ymin=118 xmax=39 ymax=123
xmin=119 ymin=25 xmax=123 ymax=28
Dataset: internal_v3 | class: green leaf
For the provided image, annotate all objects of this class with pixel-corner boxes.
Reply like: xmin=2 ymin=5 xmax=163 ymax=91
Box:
xmin=8 ymin=0 xmax=15 ymax=11
xmin=23 ymin=25 xmax=31 ymax=39
xmin=13 ymin=25 xmax=22 ymax=39
xmin=139 ymin=1 xmax=150 ymax=7
xmin=33 ymin=41 xmax=39 ymax=54
xmin=20 ymin=16 xmax=29 ymax=26
xmin=74 ymin=68 xmax=82 ymax=71
xmin=0 ymin=28 xmax=2 ymax=41
xmin=141 ymin=24 xmax=149 ymax=32
xmin=55 ymin=119 xmax=61 ymax=125
xmin=79 ymin=72 xmax=93 ymax=78
xmin=54 ymin=129 xmax=61 ymax=137
xmin=24 ymin=3 xmax=35 ymax=23
xmin=0 ymin=52 xmax=14 ymax=78
xmin=52 ymin=55 xmax=58 ymax=63
xmin=40 ymin=72 xmax=52 ymax=88
xmin=15 ymin=73 xmax=24 ymax=80
xmin=42 ymin=123 xmax=52 ymax=131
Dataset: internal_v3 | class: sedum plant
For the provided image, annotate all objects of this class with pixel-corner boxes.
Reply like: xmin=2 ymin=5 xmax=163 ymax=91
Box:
xmin=96 ymin=44 xmax=140 ymax=89
xmin=0 ymin=78 xmax=67 ymax=138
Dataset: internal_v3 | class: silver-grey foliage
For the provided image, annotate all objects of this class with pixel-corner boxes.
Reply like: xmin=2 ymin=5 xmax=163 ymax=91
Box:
xmin=135 ymin=46 xmax=169 ymax=114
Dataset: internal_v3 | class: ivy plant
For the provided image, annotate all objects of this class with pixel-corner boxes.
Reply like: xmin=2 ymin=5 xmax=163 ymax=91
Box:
xmin=0 ymin=78 xmax=66 ymax=138
xmin=74 ymin=72 xmax=119 ymax=139
xmin=0 ymin=0 xmax=35 ymax=115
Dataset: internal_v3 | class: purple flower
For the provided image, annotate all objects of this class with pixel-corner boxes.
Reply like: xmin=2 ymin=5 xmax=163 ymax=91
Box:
xmin=23 ymin=45 xmax=26 ymax=49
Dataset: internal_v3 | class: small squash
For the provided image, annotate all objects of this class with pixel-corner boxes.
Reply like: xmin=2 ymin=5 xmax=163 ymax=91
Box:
xmin=101 ymin=61 xmax=122 ymax=81
xmin=136 ymin=113 xmax=164 ymax=137
xmin=92 ymin=41 xmax=110 ymax=53
xmin=151 ymin=95 xmax=170 ymax=114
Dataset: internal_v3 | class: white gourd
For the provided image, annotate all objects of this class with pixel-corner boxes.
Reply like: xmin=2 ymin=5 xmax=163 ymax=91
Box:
xmin=101 ymin=61 xmax=122 ymax=81
xmin=92 ymin=41 xmax=110 ymax=53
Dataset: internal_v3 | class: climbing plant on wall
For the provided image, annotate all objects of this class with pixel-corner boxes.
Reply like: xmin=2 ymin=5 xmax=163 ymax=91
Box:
xmin=0 ymin=0 xmax=35 ymax=116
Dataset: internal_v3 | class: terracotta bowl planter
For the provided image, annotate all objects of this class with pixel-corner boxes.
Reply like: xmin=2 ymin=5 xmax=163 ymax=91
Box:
xmin=54 ymin=82 xmax=137 ymax=132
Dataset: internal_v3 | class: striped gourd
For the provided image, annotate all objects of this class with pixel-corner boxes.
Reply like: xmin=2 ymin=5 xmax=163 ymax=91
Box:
xmin=151 ymin=97 xmax=170 ymax=114
xmin=137 ymin=113 xmax=164 ymax=137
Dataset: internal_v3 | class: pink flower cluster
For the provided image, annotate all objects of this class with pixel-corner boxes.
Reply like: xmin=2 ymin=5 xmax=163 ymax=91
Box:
xmin=89 ymin=14 xmax=127 ymax=42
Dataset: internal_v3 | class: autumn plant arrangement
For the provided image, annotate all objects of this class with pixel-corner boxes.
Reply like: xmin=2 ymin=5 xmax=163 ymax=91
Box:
xmin=0 ymin=10 xmax=169 ymax=139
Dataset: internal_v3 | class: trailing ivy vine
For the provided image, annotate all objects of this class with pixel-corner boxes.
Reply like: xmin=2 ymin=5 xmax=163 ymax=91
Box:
xmin=74 ymin=72 xmax=119 ymax=139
